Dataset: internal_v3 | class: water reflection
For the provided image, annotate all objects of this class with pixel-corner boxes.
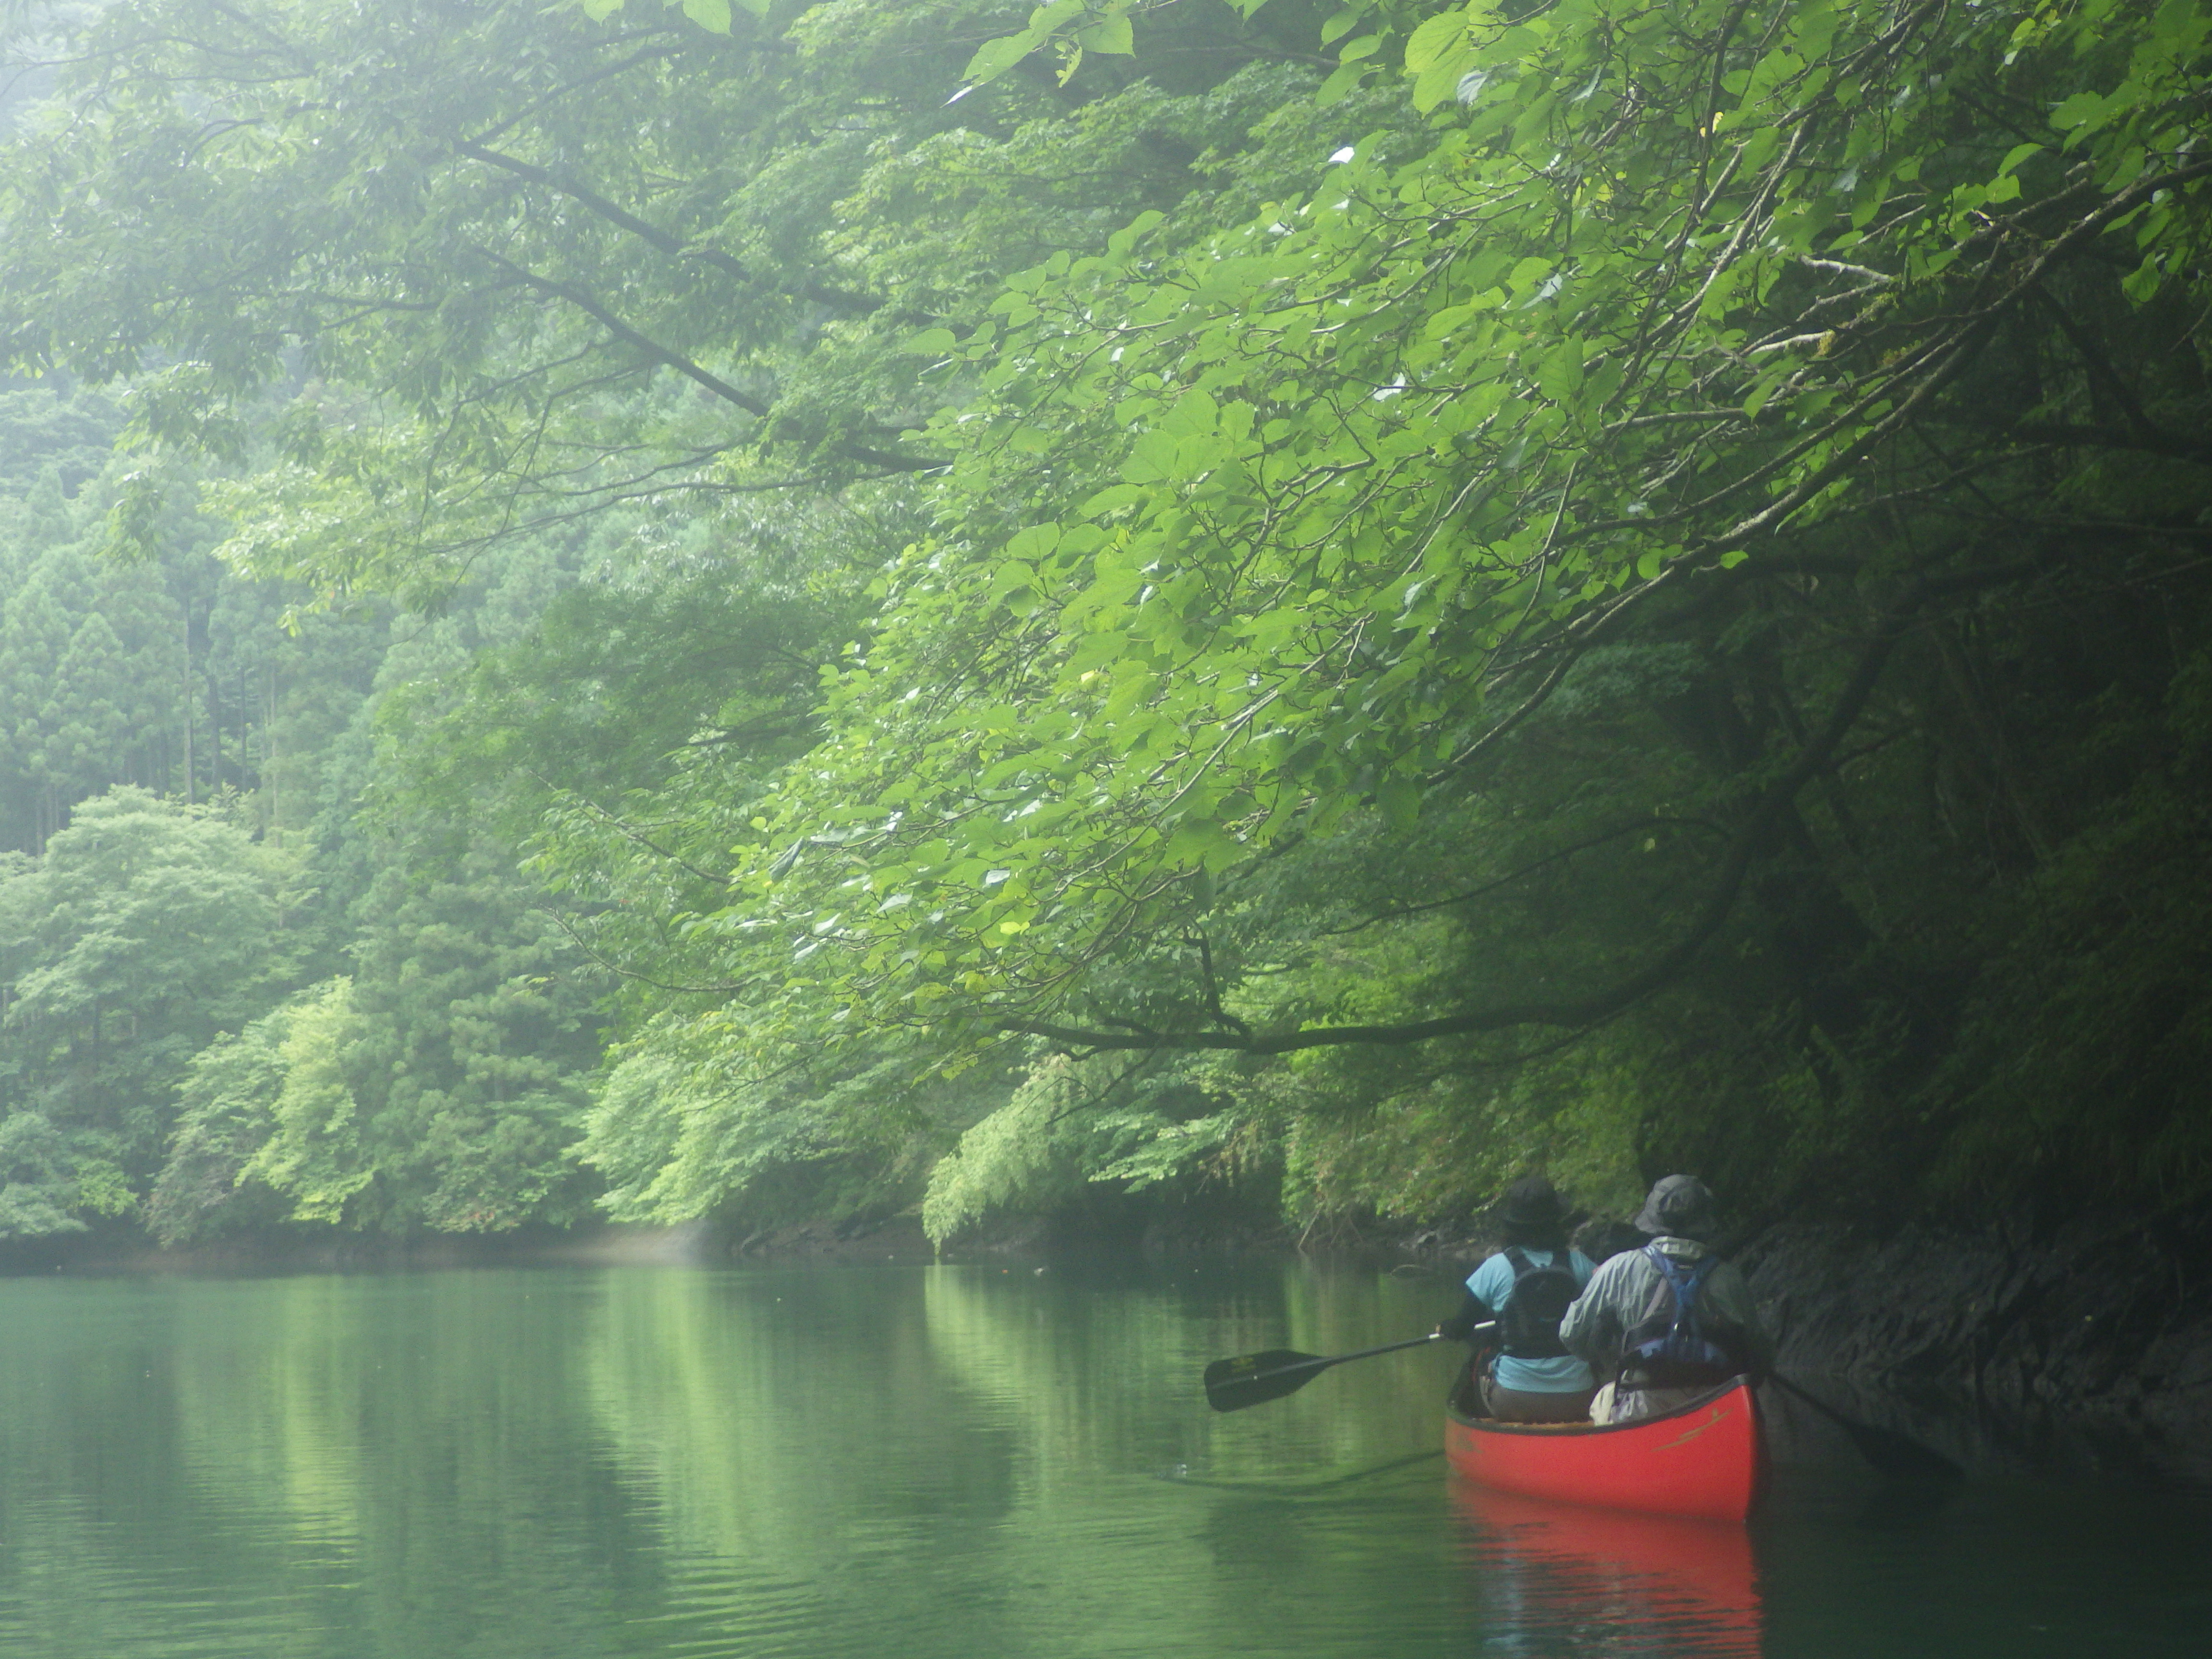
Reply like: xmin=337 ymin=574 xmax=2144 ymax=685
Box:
xmin=1453 ymin=1483 xmax=1763 ymax=1657
xmin=0 ymin=1263 xmax=2202 ymax=1659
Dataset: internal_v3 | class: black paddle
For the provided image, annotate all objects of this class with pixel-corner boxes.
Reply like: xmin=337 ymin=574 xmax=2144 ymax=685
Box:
xmin=1203 ymin=1326 xmax=1490 ymax=1414
xmin=1769 ymin=1372 xmax=1964 ymax=1480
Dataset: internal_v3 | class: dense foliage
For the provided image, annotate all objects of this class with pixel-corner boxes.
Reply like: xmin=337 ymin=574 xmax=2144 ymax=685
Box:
xmin=0 ymin=0 xmax=2207 ymax=1250
xmin=0 ymin=391 xmax=616 ymax=1242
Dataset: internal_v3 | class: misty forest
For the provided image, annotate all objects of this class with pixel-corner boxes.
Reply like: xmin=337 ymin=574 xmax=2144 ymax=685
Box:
xmin=0 ymin=0 xmax=2207 ymax=1262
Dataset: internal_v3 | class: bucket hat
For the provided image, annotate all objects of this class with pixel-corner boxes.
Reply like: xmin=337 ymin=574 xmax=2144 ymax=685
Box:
xmin=1634 ymin=1174 xmax=1719 ymax=1241
xmin=1496 ymin=1175 xmax=1566 ymax=1229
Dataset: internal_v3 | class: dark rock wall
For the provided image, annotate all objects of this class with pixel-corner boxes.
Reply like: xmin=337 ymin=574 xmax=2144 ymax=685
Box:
xmin=1743 ymin=1199 xmax=2212 ymax=1478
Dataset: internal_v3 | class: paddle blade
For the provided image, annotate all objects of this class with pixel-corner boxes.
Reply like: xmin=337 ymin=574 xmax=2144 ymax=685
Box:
xmin=1774 ymin=1375 xmax=1965 ymax=1481
xmin=1203 ymin=1349 xmax=1325 ymax=1413
xmin=1839 ymin=1418 xmax=1965 ymax=1482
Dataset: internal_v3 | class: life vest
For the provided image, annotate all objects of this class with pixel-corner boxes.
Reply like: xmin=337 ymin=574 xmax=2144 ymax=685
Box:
xmin=1497 ymin=1246 xmax=1582 ymax=1360
xmin=1618 ymin=1245 xmax=1743 ymax=1389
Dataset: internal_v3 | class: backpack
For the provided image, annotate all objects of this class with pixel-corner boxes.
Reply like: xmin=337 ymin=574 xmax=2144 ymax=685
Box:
xmin=1619 ymin=1245 xmax=1741 ymax=1389
xmin=1497 ymin=1247 xmax=1582 ymax=1359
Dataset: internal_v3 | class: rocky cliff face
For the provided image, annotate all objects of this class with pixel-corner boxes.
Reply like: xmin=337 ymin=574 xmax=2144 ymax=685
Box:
xmin=1743 ymin=1199 xmax=2212 ymax=1479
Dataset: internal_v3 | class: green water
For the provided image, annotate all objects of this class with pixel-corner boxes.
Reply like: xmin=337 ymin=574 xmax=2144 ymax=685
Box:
xmin=0 ymin=1262 xmax=2200 ymax=1658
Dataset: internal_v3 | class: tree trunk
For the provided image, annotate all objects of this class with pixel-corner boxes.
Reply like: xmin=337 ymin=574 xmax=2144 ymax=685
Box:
xmin=181 ymin=610 xmax=195 ymax=806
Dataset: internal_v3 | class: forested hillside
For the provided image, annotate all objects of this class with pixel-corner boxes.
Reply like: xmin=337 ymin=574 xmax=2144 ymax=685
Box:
xmin=0 ymin=0 xmax=2205 ymax=1253
xmin=0 ymin=383 xmax=621 ymax=1241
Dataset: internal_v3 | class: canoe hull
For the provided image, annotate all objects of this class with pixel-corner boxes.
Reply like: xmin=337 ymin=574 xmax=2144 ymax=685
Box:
xmin=1444 ymin=1379 xmax=1763 ymax=1523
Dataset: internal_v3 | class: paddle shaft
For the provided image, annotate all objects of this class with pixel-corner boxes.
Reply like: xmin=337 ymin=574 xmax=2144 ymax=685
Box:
xmin=1769 ymin=1372 xmax=1964 ymax=1479
xmin=1273 ymin=1332 xmax=1447 ymax=1377
xmin=1256 ymin=1321 xmax=1505 ymax=1382
xmin=1203 ymin=1324 xmax=1495 ymax=1413
xmin=1770 ymin=1371 xmax=1855 ymax=1426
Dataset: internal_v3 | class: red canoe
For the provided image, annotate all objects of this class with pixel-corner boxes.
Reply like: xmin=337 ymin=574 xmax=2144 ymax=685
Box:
xmin=1444 ymin=1376 xmax=1765 ymax=1523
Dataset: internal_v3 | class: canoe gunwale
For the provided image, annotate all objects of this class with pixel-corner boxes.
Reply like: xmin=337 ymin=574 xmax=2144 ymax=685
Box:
xmin=1444 ymin=1375 xmax=1753 ymax=1438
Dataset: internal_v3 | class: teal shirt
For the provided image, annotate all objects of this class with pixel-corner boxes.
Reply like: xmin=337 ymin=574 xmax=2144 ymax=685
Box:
xmin=1467 ymin=1248 xmax=1598 ymax=1393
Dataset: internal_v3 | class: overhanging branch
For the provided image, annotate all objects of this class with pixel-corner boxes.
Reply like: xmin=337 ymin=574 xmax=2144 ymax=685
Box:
xmin=457 ymin=141 xmax=883 ymax=315
xmin=1000 ymin=556 xmax=2041 ymax=1056
xmin=473 ymin=249 xmax=941 ymax=474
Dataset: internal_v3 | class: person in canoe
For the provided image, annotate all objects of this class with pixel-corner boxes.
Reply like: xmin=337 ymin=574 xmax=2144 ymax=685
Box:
xmin=1436 ymin=1176 xmax=1599 ymax=1422
xmin=1559 ymin=1174 xmax=1774 ymax=1425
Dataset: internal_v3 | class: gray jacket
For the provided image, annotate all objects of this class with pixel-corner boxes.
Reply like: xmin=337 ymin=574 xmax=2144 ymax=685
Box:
xmin=1558 ymin=1235 xmax=1773 ymax=1382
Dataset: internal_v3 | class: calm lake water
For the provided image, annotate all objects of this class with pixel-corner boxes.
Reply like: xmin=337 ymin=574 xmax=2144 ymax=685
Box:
xmin=0 ymin=1261 xmax=2202 ymax=1658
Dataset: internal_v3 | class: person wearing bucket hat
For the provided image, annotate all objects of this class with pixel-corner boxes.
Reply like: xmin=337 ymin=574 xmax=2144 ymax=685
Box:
xmin=1634 ymin=1173 xmax=1720 ymax=1240
xmin=1435 ymin=1176 xmax=1599 ymax=1422
xmin=1559 ymin=1174 xmax=1773 ymax=1424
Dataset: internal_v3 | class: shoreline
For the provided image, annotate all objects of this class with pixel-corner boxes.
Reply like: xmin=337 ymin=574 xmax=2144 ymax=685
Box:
xmin=6 ymin=1200 xmax=2206 ymax=1480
